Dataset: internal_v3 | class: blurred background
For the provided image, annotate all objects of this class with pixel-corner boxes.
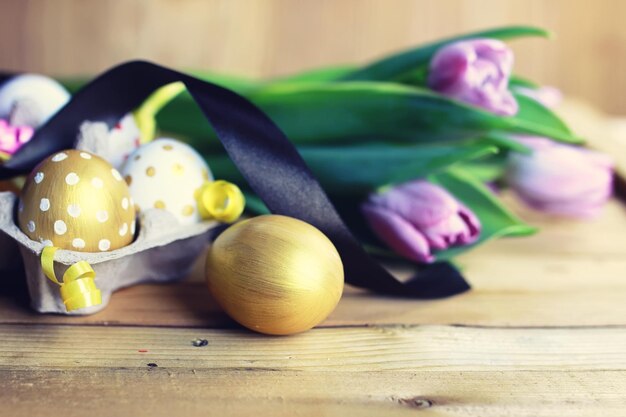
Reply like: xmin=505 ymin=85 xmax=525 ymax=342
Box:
xmin=1 ymin=0 xmax=625 ymax=114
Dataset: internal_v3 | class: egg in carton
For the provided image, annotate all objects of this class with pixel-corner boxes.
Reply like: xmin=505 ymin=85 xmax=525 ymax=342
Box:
xmin=0 ymin=125 xmax=244 ymax=315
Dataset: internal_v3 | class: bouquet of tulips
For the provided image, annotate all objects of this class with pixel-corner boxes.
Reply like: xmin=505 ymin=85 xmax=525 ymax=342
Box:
xmin=9 ymin=26 xmax=614 ymax=265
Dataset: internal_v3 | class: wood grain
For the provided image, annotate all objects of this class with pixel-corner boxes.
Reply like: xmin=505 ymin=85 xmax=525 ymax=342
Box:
xmin=2 ymin=0 xmax=626 ymax=114
xmin=1 ymin=323 xmax=625 ymax=417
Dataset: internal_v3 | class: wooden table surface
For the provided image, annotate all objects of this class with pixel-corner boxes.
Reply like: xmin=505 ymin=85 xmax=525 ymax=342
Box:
xmin=1 ymin=102 xmax=625 ymax=416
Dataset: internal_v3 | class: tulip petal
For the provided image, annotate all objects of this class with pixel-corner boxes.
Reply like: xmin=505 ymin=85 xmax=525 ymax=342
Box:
xmin=362 ymin=203 xmax=434 ymax=263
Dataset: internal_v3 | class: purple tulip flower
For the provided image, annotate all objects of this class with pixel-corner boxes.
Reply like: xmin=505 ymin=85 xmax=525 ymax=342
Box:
xmin=362 ymin=180 xmax=481 ymax=263
xmin=428 ymin=39 xmax=518 ymax=116
xmin=0 ymin=119 xmax=33 ymax=156
xmin=506 ymin=136 xmax=614 ymax=218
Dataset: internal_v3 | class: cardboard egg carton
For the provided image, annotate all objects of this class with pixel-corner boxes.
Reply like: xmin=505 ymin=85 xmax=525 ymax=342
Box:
xmin=0 ymin=191 xmax=218 ymax=315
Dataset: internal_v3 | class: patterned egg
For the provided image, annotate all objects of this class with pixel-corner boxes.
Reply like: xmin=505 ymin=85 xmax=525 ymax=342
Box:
xmin=18 ymin=150 xmax=136 ymax=252
xmin=120 ymin=138 xmax=212 ymax=225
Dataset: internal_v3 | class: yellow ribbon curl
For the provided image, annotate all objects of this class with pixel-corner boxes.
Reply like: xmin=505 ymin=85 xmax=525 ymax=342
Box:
xmin=197 ymin=180 xmax=246 ymax=223
xmin=132 ymin=82 xmax=186 ymax=144
xmin=41 ymin=246 xmax=102 ymax=312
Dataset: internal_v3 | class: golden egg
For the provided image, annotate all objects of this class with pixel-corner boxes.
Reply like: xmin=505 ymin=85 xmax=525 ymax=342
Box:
xmin=18 ymin=149 xmax=136 ymax=252
xmin=205 ymin=215 xmax=344 ymax=335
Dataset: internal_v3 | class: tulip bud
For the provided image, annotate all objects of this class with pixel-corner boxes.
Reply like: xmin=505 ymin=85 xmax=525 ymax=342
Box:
xmin=362 ymin=180 xmax=481 ymax=263
xmin=428 ymin=39 xmax=517 ymax=116
xmin=506 ymin=136 xmax=613 ymax=218
xmin=0 ymin=119 xmax=33 ymax=156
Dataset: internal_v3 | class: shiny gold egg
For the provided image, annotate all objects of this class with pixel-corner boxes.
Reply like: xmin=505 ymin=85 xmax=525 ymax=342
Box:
xmin=205 ymin=215 xmax=344 ymax=335
xmin=18 ymin=149 xmax=136 ymax=252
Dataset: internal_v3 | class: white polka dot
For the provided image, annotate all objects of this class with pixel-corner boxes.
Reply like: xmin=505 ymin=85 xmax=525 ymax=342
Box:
xmin=121 ymin=197 xmax=129 ymax=210
xmin=72 ymin=238 xmax=85 ymax=249
xmin=65 ymin=172 xmax=79 ymax=185
xmin=96 ymin=210 xmax=108 ymax=223
xmin=51 ymin=152 xmax=68 ymax=162
xmin=67 ymin=204 xmax=81 ymax=218
xmin=18 ymin=201 xmax=24 ymax=212
xmin=130 ymin=220 xmax=136 ymax=235
xmin=98 ymin=239 xmax=111 ymax=251
xmin=111 ymin=169 xmax=123 ymax=181
xmin=40 ymin=198 xmax=50 ymax=212
xmin=41 ymin=239 xmax=53 ymax=247
xmin=79 ymin=152 xmax=92 ymax=159
xmin=27 ymin=221 xmax=36 ymax=233
xmin=91 ymin=177 xmax=103 ymax=188
xmin=34 ymin=172 xmax=44 ymax=184
xmin=119 ymin=223 xmax=128 ymax=236
xmin=54 ymin=220 xmax=67 ymax=235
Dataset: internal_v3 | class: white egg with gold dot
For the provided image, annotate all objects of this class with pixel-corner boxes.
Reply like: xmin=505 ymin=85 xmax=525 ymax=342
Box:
xmin=120 ymin=138 xmax=212 ymax=225
xmin=18 ymin=149 xmax=136 ymax=252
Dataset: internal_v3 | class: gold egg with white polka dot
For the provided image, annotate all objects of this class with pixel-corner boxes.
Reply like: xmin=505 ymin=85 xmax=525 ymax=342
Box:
xmin=18 ymin=149 xmax=136 ymax=252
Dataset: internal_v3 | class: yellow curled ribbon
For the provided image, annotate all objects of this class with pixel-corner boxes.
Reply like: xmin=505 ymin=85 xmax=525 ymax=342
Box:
xmin=41 ymin=246 xmax=102 ymax=312
xmin=197 ymin=180 xmax=246 ymax=223
xmin=132 ymin=82 xmax=186 ymax=144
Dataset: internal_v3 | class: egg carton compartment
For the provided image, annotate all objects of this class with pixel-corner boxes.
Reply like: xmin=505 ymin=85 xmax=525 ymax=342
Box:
xmin=0 ymin=191 xmax=218 ymax=315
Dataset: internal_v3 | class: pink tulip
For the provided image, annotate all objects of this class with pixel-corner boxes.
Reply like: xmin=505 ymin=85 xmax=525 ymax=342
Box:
xmin=428 ymin=39 xmax=518 ymax=116
xmin=506 ymin=136 xmax=613 ymax=218
xmin=362 ymin=180 xmax=481 ymax=263
xmin=0 ymin=119 xmax=34 ymax=155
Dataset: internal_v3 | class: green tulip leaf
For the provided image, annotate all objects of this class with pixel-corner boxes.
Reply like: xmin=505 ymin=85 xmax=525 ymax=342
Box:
xmin=342 ymin=26 xmax=550 ymax=81
xmin=206 ymin=141 xmax=497 ymax=195
xmin=512 ymin=92 xmax=575 ymax=139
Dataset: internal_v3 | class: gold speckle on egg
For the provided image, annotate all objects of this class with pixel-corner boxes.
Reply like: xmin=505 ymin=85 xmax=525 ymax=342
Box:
xmin=193 ymin=187 xmax=202 ymax=200
xmin=154 ymin=200 xmax=166 ymax=209
xmin=163 ymin=144 xmax=173 ymax=151
xmin=172 ymin=163 xmax=184 ymax=176
xmin=124 ymin=175 xmax=132 ymax=186
xmin=202 ymin=170 xmax=209 ymax=181
xmin=182 ymin=205 xmax=194 ymax=217
xmin=146 ymin=166 xmax=156 ymax=177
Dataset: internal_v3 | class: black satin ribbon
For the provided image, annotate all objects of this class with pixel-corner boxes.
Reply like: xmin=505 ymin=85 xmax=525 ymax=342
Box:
xmin=0 ymin=61 xmax=469 ymax=298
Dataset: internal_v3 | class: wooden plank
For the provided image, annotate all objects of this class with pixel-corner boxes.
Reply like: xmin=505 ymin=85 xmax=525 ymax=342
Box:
xmin=1 ymin=324 xmax=625 ymax=371
xmin=0 ymin=324 xmax=624 ymax=417
xmin=3 ymin=369 xmax=624 ymax=417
